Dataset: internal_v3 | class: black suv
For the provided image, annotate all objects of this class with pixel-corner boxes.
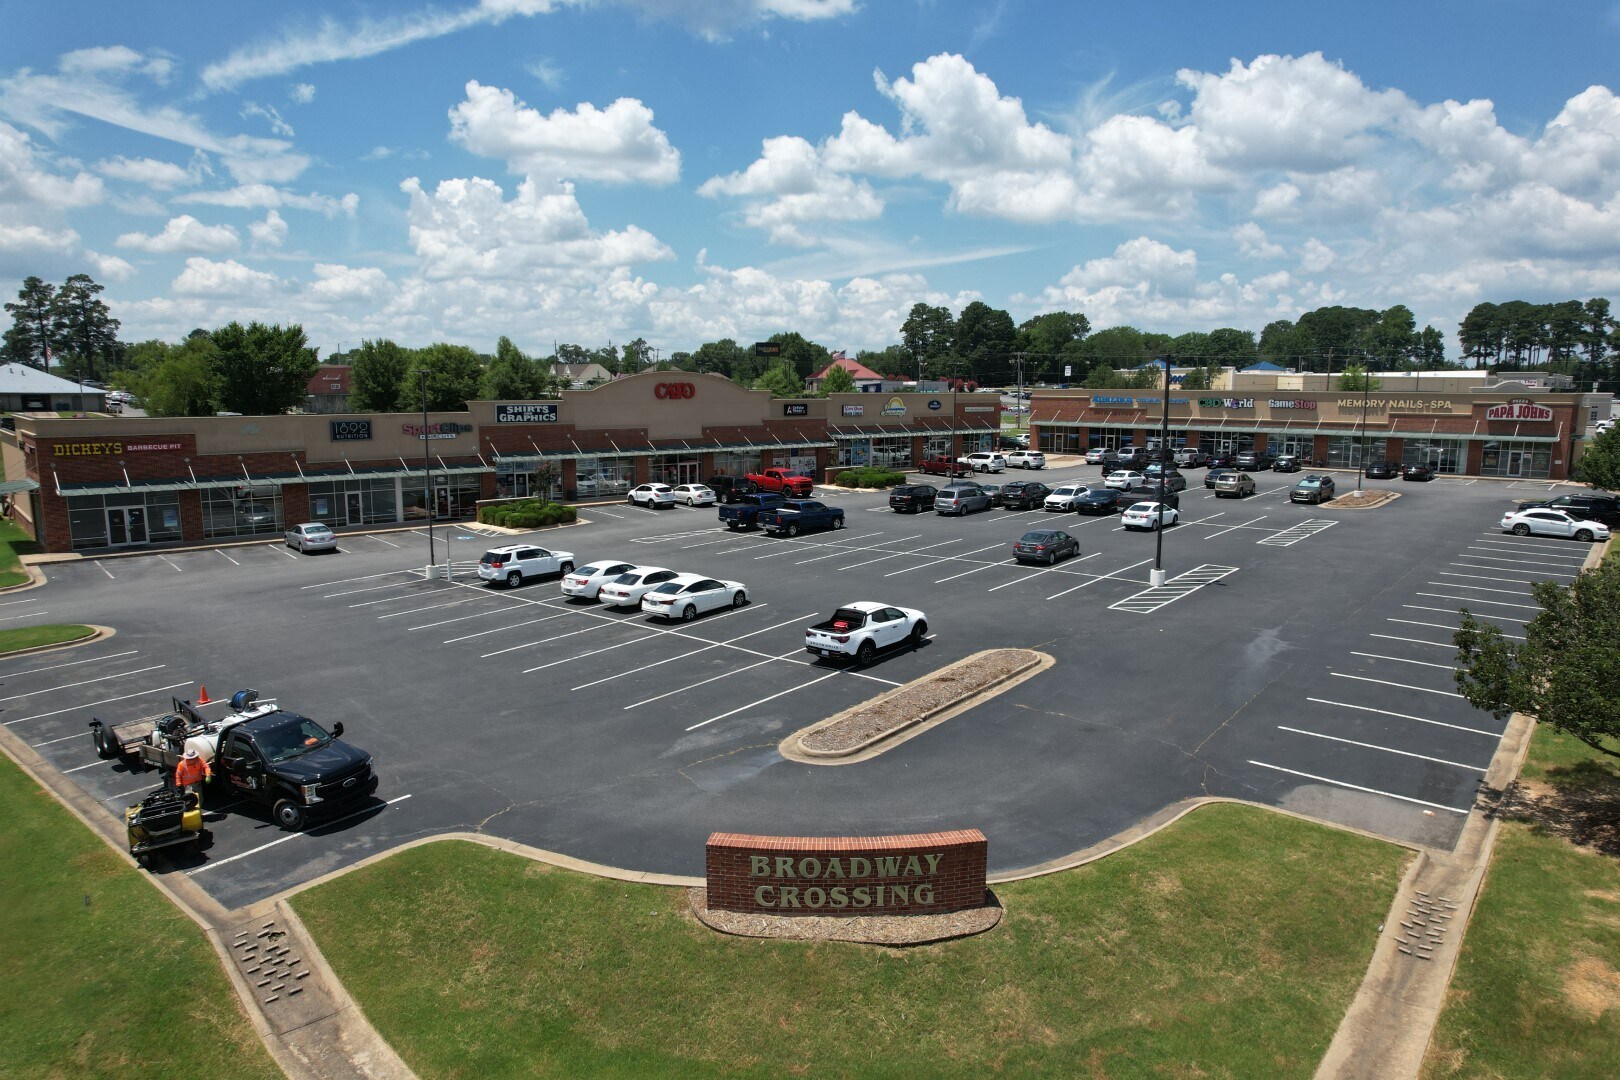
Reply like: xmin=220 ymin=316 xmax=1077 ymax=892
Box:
xmin=1402 ymin=463 xmax=1436 ymax=481
xmin=888 ymin=484 xmax=938 ymax=513
xmin=1364 ymin=460 xmax=1398 ymax=479
xmin=708 ymin=475 xmax=761 ymax=503
xmin=999 ymin=480 xmax=1053 ymax=510
xmin=1515 ymin=492 xmax=1620 ymax=527
xmin=1234 ymin=450 xmax=1274 ymax=470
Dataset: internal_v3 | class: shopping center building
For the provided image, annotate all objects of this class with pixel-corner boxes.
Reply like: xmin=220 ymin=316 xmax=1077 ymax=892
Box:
xmin=1 ymin=372 xmax=1000 ymax=554
xmin=1030 ymin=377 xmax=1609 ymax=480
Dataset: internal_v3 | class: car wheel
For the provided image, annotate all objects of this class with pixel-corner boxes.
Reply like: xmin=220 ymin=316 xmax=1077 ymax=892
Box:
xmin=681 ymin=604 xmax=698 ymax=622
xmin=727 ymin=521 xmax=740 ymax=530
xmin=627 ymin=495 xmax=636 ymax=505
xmin=731 ymin=591 xmax=747 ymax=608
xmin=833 ymin=517 xmax=845 ymax=529
xmin=787 ymin=524 xmax=800 ymax=537
xmin=1044 ymin=551 xmax=1056 ymax=565
xmin=506 ymin=570 xmax=522 ymax=588
xmin=910 ymin=621 xmax=928 ymax=646
xmin=558 ymin=561 xmax=574 ymax=576
xmin=855 ymin=640 xmax=877 ymax=667
xmin=1576 ymin=529 xmax=1595 ymax=542
xmin=1512 ymin=523 xmax=1531 ymax=536
xmin=272 ymin=799 xmax=306 ymax=832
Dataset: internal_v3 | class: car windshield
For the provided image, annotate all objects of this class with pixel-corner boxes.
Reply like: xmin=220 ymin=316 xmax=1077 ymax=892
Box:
xmin=256 ymin=716 xmax=334 ymax=763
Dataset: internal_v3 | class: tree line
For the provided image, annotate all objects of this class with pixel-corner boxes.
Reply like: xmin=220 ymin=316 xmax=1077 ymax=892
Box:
xmin=6 ymin=273 xmax=1619 ymax=414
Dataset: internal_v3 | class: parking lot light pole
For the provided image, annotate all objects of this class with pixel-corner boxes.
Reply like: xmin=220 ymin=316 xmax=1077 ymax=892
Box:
xmin=1357 ymin=358 xmax=1370 ymax=493
xmin=1152 ymin=359 xmax=1170 ymax=587
xmin=421 ymin=368 xmax=435 ymax=571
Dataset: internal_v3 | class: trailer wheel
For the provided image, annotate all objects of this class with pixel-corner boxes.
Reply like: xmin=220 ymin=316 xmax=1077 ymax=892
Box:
xmin=92 ymin=725 xmax=117 ymax=759
xmin=272 ymin=799 xmax=307 ymax=831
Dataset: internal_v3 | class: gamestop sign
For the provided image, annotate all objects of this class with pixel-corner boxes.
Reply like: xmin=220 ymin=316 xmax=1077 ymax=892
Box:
xmin=705 ymin=829 xmax=987 ymax=917
xmin=1486 ymin=400 xmax=1554 ymax=422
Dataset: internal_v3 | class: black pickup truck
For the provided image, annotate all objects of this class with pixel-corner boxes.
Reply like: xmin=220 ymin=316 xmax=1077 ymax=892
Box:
xmin=717 ymin=492 xmax=786 ymax=530
xmin=212 ymin=708 xmax=377 ymax=830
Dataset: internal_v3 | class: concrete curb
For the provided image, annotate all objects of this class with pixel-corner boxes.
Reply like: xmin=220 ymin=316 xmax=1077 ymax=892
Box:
xmin=0 ymin=624 xmax=112 ymax=655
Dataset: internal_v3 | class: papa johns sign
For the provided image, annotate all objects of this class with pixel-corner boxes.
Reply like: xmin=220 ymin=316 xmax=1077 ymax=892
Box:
xmin=705 ymin=830 xmax=988 ymax=917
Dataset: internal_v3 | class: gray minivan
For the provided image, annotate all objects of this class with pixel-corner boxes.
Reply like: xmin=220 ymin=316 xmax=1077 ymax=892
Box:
xmin=934 ymin=483 xmax=992 ymax=516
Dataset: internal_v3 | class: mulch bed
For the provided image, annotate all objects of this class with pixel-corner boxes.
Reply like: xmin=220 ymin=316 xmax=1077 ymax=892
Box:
xmin=689 ymin=887 xmax=1002 ymax=945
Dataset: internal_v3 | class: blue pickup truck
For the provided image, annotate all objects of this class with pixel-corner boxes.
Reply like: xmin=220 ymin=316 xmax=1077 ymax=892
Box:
xmin=759 ymin=500 xmax=846 ymax=537
xmin=717 ymin=492 xmax=786 ymax=530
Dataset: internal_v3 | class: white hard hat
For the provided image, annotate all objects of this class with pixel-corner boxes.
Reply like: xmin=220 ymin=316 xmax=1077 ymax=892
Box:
xmin=183 ymin=748 xmax=199 ymax=760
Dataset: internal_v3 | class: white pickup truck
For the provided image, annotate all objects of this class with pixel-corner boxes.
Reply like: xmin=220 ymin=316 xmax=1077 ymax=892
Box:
xmin=804 ymin=602 xmax=929 ymax=666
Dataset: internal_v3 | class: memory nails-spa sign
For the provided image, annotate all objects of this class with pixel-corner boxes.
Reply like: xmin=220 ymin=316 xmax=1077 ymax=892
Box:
xmin=705 ymin=830 xmax=988 ymax=917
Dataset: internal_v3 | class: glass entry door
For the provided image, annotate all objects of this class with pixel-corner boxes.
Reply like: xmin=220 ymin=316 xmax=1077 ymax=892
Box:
xmin=345 ymin=492 xmax=364 ymax=525
xmin=1504 ymin=450 xmax=1527 ymax=477
xmin=107 ymin=507 xmax=147 ymax=547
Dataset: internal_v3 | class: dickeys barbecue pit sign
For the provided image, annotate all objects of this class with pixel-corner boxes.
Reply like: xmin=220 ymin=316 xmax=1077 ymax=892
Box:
xmin=53 ymin=440 xmax=182 ymax=457
xmin=705 ymin=830 xmax=988 ymax=917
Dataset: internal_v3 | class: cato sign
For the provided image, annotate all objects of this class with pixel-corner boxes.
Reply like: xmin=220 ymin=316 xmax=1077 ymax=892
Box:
xmin=654 ymin=382 xmax=696 ymax=400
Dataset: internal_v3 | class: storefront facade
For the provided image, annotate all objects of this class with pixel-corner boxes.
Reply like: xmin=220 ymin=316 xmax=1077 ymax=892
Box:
xmin=1 ymin=372 xmax=997 ymax=554
xmin=1030 ymin=388 xmax=1601 ymax=479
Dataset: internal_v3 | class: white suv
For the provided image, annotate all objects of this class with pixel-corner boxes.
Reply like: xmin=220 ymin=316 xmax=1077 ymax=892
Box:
xmin=958 ymin=452 xmax=1007 ymax=473
xmin=1004 ymin=450 xmax=1045 ymax=469
xmin=477 ymin=545 xmax=575 ymax=588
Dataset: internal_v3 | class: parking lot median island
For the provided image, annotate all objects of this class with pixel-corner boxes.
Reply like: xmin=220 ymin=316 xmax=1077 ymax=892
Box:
xmin=783 ymin=649 xmax=1050 ymax=762
xmin=1318 ymin=488 xmax=1401 ymax=509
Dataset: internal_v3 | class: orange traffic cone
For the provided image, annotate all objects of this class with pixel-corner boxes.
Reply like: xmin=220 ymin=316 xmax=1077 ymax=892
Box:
xmin=197 ymin=685 xmax=211 ymax=705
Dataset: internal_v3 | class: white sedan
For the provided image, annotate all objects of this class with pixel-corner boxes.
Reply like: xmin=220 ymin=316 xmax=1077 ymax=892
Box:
xmin=1084 ymin=448 xmax=1110 ymax=463
xmin=1043 ymin=484 xmax=1088 ymax=511
xmin=640 ymin=573 xmax=749 ymax=621
xmin=672 ymin=484 xmax=717 ymax=507
xmin=284 ymin=522 xmax=338 ymax=553
xmin=597 ymin=566 xmax=681 ymax=608
xmin=1104 ymin=470 xmax=1145 ymax=491
xmin=1120 ymin=501 xmax=1180 ymax=530
xmin=628 ymin=483 xmax=676 ymax=508
xmin=1500 ymin=508 xmax=1610 ymax=542
xmin=561 ymin=560 xmax=641 ymax=600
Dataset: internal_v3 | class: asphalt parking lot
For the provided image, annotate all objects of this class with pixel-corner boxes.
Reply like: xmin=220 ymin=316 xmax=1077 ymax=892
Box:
xmin=3 ymin=461 xmax=1592 ymax=909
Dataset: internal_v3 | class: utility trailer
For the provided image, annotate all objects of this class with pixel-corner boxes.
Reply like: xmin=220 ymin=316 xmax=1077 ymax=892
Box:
xmin=89 ymin=689 xmax=279 ymax=771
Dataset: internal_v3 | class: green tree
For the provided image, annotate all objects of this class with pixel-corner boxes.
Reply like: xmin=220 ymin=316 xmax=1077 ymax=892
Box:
xmin=857 ymin=345 xmax=916 ymax=381
xmin=1454 ymin=557 xmax=1620 ymax=758
xmin=1582 ymin=298 xmax=1612 ymax=369
xmin=900 ymin=303 xmax=955 ymax=367
xmin=753 ymin=360 xmax=803 ymax=397
xmin=349 ymin=339 xmax=411 ymax=412
xmin=1297 ymin=306 xmax=1379 ymax=371
xmin=1360 ymin=305 xmax=1416 ymax=368
xmin=1080 ymin=361 xmax=1125 ymax=389
xmin=1413 ymin=326 xmax=1447 ymax=367
xmin=1335 ymin=363 xmax=1382 ymax=392
xmin=622 ymin=337 xmax=652 ymax=373
xmin=954 ymin=301 xmax=1016 ymax=373
xmin=210 ymin=322 xmax=319 ymax=415
xmin=1573 ymin=426 xmax=1620 ymax=491
xmin=1205 ymin=328 xmax=1258 ymax=367
xmin=1166 ymin=331 xmax=1211 ymax=363
xmin=1075 ymin=326 xmax=1149 ymax=367
xmin=1457 ymin=302 xmax=1503 ymax=366
xmin=3 ymin=276 xmax=59 ymax=371
xmin=1259 ymin=319 xmax=1314 ymax=368
xmin=481 ymin=336 xmax=549 ymax=400
xmin=1180 ymin=365 xmax=1214 ymax=391
xmin=408 ymin=343 xmax=485 ymax=411
xmin=51 ymin=273 xmax=121 ymax=383
xmin=819 ymin=364 xmax=857 ymax=395
xmin=136 ymin=336 xmax=220 ymax=417
xmin=691 ymin=339 xmax=751 ymax=381
xmin=766 ymin=332 xmax=830 ymax=380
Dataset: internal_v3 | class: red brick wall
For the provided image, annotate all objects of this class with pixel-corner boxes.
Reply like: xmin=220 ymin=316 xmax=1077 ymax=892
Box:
xmin=705 ymin=830 xmax=988 ymax=917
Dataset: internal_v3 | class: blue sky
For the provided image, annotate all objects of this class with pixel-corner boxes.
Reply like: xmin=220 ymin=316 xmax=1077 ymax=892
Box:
xmin=4 ymin=0 xmax=1619 ymax=361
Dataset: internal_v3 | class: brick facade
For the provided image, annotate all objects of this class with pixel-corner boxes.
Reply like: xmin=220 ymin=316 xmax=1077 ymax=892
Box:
xmin=705 ymin=830 xmax=989 ymax=917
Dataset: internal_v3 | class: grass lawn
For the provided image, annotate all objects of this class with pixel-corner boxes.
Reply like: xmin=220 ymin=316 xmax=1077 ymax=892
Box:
xmin=0 ymin=754 xmax=280 ymax=1080
xmin=0 ymin=518 xmax=40 ymax=589
xmin=0 ymin=625 xmax=97 ymax=654
xmin=293 ymin=803 xmax=1408 ymax=1078
xmin=1422 ymin=724 xmax=1620 ymax=1079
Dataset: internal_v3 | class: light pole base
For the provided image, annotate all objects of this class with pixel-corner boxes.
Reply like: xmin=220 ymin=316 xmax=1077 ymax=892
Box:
xmin=1150 ymin=568 xmax=1167 ymax=588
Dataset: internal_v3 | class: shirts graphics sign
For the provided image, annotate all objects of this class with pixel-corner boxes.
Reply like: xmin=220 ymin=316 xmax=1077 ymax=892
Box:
xmin=494 ymin=403 xmax=559 ymax=423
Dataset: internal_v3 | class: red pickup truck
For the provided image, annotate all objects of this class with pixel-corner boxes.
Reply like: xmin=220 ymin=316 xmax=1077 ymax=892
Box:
xmin=917 ymin=457 xmax=970 ymax=478
xmin=745 ymin=468 xmax=814 ymax=497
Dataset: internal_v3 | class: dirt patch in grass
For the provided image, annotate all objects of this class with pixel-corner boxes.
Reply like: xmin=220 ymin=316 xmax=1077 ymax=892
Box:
xmin=1492 ymin=759 xmax=1620 ymax=856
xmin=1562 ymin=955 xmax=1620 ymax=1019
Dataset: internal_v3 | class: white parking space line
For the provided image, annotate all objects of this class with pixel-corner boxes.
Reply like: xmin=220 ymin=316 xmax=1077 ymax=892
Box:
xmin=6 ymin=680 xmax=194 ymax=726
xmin=685 ymin=670 xmax=841 ymax=731
xmin=1277 ymin=726 xmax=1488 ymax=771
xmin=624 ymin=648 xmax=805 ymax=710
xmin=302 ymin=568 xmax=420 ymax=590
xmin=1257 ymin=519 xmax=1337 ymax=547
xmin=1425 ymin=580 xmax=1531 ymax=597
xmin=935 ymin=560 xmax=1014 ymax=583
xmin=0 ymin=664 xmax=167 ymax=704
xmin=157 ymin=554 xmax=183 ymax=572
xmin=883 ymin=542 xmax=1002 ymax=577
xmin=186 ymin=794 xmax=412 ymax=876
xmin=837 ymin=552 xmax=907 ymax=571
xmin=1305 ymin=697 xmax=1501 ymax=738
xmin=795 ymin=535 xmax=922 ymax=565
xmin=1348 ymin=651 xmax=1457 ymax=670
xmin=1109 ymin=564 xmax=1238 ymax=613
xmin=1472 ymin=537 xmax=1586 ymax=554
xmin=349 ymin=589 xmax=456 ymax=609
xmin=1388 ymin=616 xmax=1523 ymax=641
xmin=1368 ymin=633 xmax=1454 ymax=648
xmin=96 ymin=561 xmax=115 ymax=579
xmin=324 ymin=581 xmax=420 ymax=598
xmin=0 ymin=597 xmax=39 ymax=608
xmin=678 ymin=535 xmax=739 ymax=550
xmin=0 ymin=610 xmax=48 ymax=622
xmin=1248 ymin=761 xmax=1469 ymax=814
xmin=1448 ymin=561 xmax=1574 ymax=578
xmin=1202 ymin=514 xmax=1267 ymax=540
xmin=1413 ymin=591 xmax=1542 ymax=611
xmin=368 ymin=535 xmax=402 ymax=547
xmin=444 ymin=610 xmax=576 ymax=643
xmin=1461 ymin=548 xmax=1587 ymax=566
xmin=569 ymin=613 xmax=817 ymax=689
xmin=275 ymin=546 xmax=300 ymax=559
xmin=987 ymin=552 xmax=1098 ymax=592
xmin=1045 ymin=557 xmax=1153 ymax=599
xmin=521 ymin=626 xmax=663 ymax=673
xmin=1403 ymin=604 xmax=1525 ymax=624
xmin=62 ymin=759 xmax=106 ymax=773
xmin=481 ymin=619 xmax=622 ymax=658
xmin=408 ymin=607 xmax=512 ymax=630
xmin=214 ymin=549 xmax=241 ymax=566
xmin=1435 ymin=571 xmax=1538 ymax=587
xmin=1330 ymin=673 xmax=1463 ymax=698
xmin=379 ymin=598 xmax=478 ymax=619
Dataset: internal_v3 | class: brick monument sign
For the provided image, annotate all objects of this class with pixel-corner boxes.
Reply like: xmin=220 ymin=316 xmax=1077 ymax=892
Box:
xmin=705 ymin=830 xmax=988 ymax=917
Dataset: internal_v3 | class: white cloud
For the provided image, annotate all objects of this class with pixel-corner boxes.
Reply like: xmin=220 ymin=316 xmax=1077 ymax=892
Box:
xmin=0 ymin=222 xmax=79 ymax=252
xmin=85 ymin=250 xmax=137 ymax=281
xmin=94 ymin=155 xmax=193 ymax=189
xmin=399 ymin=174 xmax=673 ymax=279
xmin=698 ymin=135 xmax=882 ymax=245
xmin=171 ymin=256 xmax=281 ymax=297
xmin=0 ymin=121 xmax=104 ymax=208
xmin=525 ymin=58 xmax=563 ymax=91
xmin=116 ymin=214 xmax=240 ymax=254
xmin=242 ymin=102 xmax=295 ymax=138
xmin=306 ymin=263 xmax=392 ymax=305
xmin=58 ymin=45 xmax=172 ymax=83
xmin=176 ymin=184 xmax=358 ymax=216
xmin=1298 ymin=238 xmax=1337 ymax=273
xmin=448 ymin=82 xmax=680 ymax=184
xmin=1233 ymin=222 xmax=1284 ymax=260
xmin=290 ymin=83 xmax=316 ymax=104
xmin=249 ymin=209 xmax=289 ymax=248
xmin=1253 ymin=181 xmax=1301 ymax=219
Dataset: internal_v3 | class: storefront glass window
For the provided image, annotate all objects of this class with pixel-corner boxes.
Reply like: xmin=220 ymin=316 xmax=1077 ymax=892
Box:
xmin=1325 ymin=436 xmax=1368 ymax=469
xmin=923 ymin=434 xmax=953 ymax=460
xmin=202 ymin=486 xmax=283 ymax=539
xmin=1269 ymin=434 xmax=1313 ymax=459
xmin=574 ymin=456 xmax=632 ymax=498
xmin=1402 ymin=438 xmax=1465 ymax=473
xmin=1478 ymin=440 xmax=1551 ymax=479
xmin=870 ymin=435 xmax=910 ymax=469
xmin=66 ymin=491 xmax=183 ymax=550
xmin=307 ymin=477 xmax=401 ymax=526
xmin=712 ymin=450 xmax=763 ymax=478
xmin=648 ymin=453 xmax=701 ymax=487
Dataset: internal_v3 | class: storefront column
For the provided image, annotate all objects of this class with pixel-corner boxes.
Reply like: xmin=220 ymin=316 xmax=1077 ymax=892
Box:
xmin=1464 ymin=441 xmax=1485 ymax=475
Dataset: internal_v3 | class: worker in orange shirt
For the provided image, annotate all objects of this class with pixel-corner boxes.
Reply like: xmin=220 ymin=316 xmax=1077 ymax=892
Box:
xmin=174 ymin=747 xmax=211 ymax=796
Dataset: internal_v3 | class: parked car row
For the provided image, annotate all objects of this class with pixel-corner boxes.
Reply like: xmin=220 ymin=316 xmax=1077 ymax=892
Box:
xmin=555 ymin=556 xmax=750 ymax=620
